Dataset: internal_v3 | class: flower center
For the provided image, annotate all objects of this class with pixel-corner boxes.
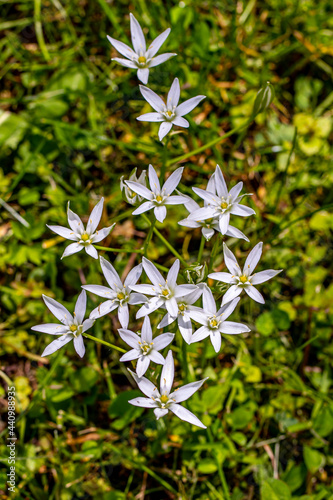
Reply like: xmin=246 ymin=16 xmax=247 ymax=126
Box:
xmin=139 ymin=341 xmax=153 ymax=355
xmin=164 ymin=109 xmax=175 ymax=121
xmin=70 ymin=325 xmax=77 ymax=332
xmin=81 ymin=233 xmax=90 ymax=241
xmin=239 ymin=275 xmax=248 ymax=283
xmin=160 ymin=394 xmax=169 ymax=404
xmin=155 ymin=195 xmax=163 ymax=203
xmin=208 ymin=317 xmax=220 ymax=329
xmin=117 ymin=292 xmax=125 ymax=300
xmin=221 ymin=202 xmax=229 ymax=209
xmin=162 ymin=289 xmax=169 ymax=297
xmin=138 ymin=56 xmax=146 ymax=64
xmin=179 ymin=303 xmax=187 ymax=312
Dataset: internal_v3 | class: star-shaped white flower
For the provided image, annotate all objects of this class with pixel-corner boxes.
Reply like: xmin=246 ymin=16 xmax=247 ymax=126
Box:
xmin=125 ymin=164 xmax=188 ymax=223
xmin=130 ymin=257 xmax=198 ymax=319
xmin=137 ymin=77 xmax=206 ymax=141
xmin=83 ymin=256 xmax=146 ymax=328
xmin=107 ymin=13 xmax=176 ymax=84
xmin=119 ymin=316 xmax=174 ymax=377
xmin=120 ymin=168 xmax=147 ymax=205
xmin=129 ymin=350 xmax=207 ymax=428
xmin=188 ymin=165 xmax=255 ymax=235
xmin=189 ymin=288 xmax=250 ymax=352
xmin=157 ymin=286 xmax=204 ymax=344
xmin=31 ymin=291 xmax=93 ymax=358
xmin=47 ymin=198 xmax=114 ymax=260
xmin=209 ymin=242 xmax=282 ymax=305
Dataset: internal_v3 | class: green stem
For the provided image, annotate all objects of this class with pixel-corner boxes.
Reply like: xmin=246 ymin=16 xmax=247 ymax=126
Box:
xmin=167 ymin=119 xmax=253 ymax=166
xmin=141 ymin=214 xmax=188 ymax=267
xmin=94 ymin=245 xmax=142 ymax=254
xmin=160 ymin=136 xmax=170 ymax=183
xmin=207 ymin=428 xmax=230 ymax=500
xmin=143 ymin=218 xmax=156 ymax=256
xmin=197 ymin=235 xmax=206 ymax=263
xmin=83 ymin=333 xmax=126 ymax=353
xmin=181 ymin=337 xmax=189 ymax=383
xmin=208 ymin=234 xmax=222 ymax=273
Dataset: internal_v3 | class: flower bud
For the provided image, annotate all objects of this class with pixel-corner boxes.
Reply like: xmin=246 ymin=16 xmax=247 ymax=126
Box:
xmin=120 ymin=168 xmax=147 ymax=205
xmin=252 ymin=82 xmax=275 ymax=117
xmin=185 ymin=263 xmax=208 ymax=284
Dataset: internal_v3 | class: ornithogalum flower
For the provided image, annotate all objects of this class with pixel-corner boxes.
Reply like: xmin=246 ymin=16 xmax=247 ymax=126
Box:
xmin=120 ymin=168 xmax=147 ymax=205
xmin=158 ymin=286 xmax=204 ymax=344
xmin=188 ymin=165 xmax=255 ymax=235
xmin=209 ymin=242 xmax=282 ymax=305
xmin=189 ymin=288 xmax=250 ymax=352
xmin=82 ymin=256 xmax=146 ymax=328
xmin=31 ymin=291 xmax=93 ymax=358
xmin=119 ymin=316 xmax=174 ymax=377
xmin=47 ymin=198 xmax=114 ymax=260
xmin=129 ymin=350 xmax=207 ymax=428
xmin=125 ymin=164 xmax=188 ymax=223
xmin=137 ymin=78 xmax=206 ymax=141
xmin=130 ymin=257 xmax=198 ymax=318
xmin=107 ymin=13 xmax=176 ymax=84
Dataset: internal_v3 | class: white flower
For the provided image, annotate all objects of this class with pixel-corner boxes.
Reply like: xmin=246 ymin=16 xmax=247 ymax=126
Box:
xmin=31 ymin=291 xmax=93 ymax=358
xmin=128 ymin=350 xmax=207 ymax=428
xmin=189 ymin=287 xmax=250 ymax=352
xmin=209 ymin=242 xmax=282 ymax=305
xmin=125 ymin=164 xmax=188 ymax=223
xmin=130 ymin=257 xmax=198 ymax=319
xmin=47 ymin=198 xmax=114 ymax=260
xmin=137 ymin=77 xmax=206 ymax=141
xmin=120 ymin=168 xmax=146 ymax=205
xmin=107 ymin=13 xmax=176 ymax=84
xmin=119 ymin=316 xmax=174 ymax=377
xmin=158 ymin=286 xmax=204 ymax=344
xmin=178 ymin=173 xmax=249 ymax=242
xmin=82 ymin=256 xmax=146 ymax=328
xmin=187 ymin=165 xmax=255 ymax=235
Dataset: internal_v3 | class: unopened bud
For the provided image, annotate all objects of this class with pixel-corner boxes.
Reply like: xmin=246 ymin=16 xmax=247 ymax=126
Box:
xmin=252 ymin=82 xmax=275 ymax=116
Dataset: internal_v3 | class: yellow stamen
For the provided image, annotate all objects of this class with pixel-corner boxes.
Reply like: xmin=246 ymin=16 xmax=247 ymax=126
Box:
xmin=81 ymin=233 xmax=90 ymax=241
xmin=160 ymin=395 xmax=169 ymax=404
xmin=162 ymin=289 xmax=169 ymax=296
xmin=239 ymin=275 xmax=247 ymax=283
xmin=117 ymin=292 xmax=125 ymax=300
xmin=156 ymin=195 xmax=163 ymax=202
xmin=70 ymin=325 xmax=77 ymax=332
xmin=138 ymin=56 xmax=146 ymax=64
xmin=166 ymin=110 xmax=173 ymax=117
xmin=221 ymin=202 xmax=228 ymax=209
xmin=210 ymin=319 xmax=218 ymax=328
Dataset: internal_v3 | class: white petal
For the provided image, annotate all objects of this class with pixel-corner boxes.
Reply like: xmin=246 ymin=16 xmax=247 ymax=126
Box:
xmin=147 ymin=28 xmax=171 ymax=58
xmin=85 ymin=245 xmax=98 ymax=259
xmin=148 ymin=53 xmax=176 ymax=67
xmin=42 ymin=295 xmax=73 ymax=325
xmin=142 ymin=257 xmax=165 ymax=286
xmin=119 ymin=328 xmax=140 ymax=348
xmin=46 ymin=225 xmax=77 ymax=241
xmin=141 ymin=315 xmax=153 ymax=343
xmin=244 ymin=286 xmax=265 ymax=304
xmin=89 ymin=301 xmax=118 ymax=319
xmin=137 ymin=112 xmax=164 ymax=122
xmin=67 ymin=204 xmax=84 ymax=233
xmin=31 ymin=323 xmax=68 ymax=335
xmin=154 ymin=408 xmax=169 ymax=419
xmin=220 ymin=321 xmax=251 ymax=334
xmin=132 ymin=201 xmax=154 ymax=216
xmin=112 ymin=57 xmax=137 ymax=68
xmin=163 ymin=167 xmax=183 ymax=196
xmin=107 ymin=35 xmax=136 ymax=59
xmin=130 ymin=13 xmax=146 ymax=53
xmin=136 ymin=356 xmax=151 ymax=377
xmin=251 ymin=269 xmax=282 ymax=285
xmin=128 ymin=292 xmax=147 ymax=305
xmin=170 ymin=378 xmax=208 ymax=403
xmin=74 ymin=290 xmax=86 ymax=325
xmin=203 ymin=287 xmax=216 ymax=313
xmin=214 ymin=165 xmax=228 ymax=198
xmin=208 ymin=272 xmax=234 ymax=284
xmin=154 ymin=205 xmax=167 ymax=223
xmin=118 ymin=304 xmax=129 ymax=328
xmin=188 ymin=309 xmax=208 ymax=326
xmin=129 ymin=397 xmax=158 ymax=408
xmin=61 ymin=242 xmax=83 ymax=259
xmin=160 ymin=350 xmax=174 ymax=394
xmin=128 ymin=369 xmax=159 ymax=398
xmin=230 ymin=204 xmax=255 ymax=217
xmin=124 ymin=263 xmax=143 ymax=287
xmin=129 ymin=397 xmax=157 ymax=408
xmin=136 ymin=297 xmax=163 ymax=318
xmin=139 ymin=85 xmax=165 ymax=112
xmin=176 ymin=95 xmax=205 ymax=116
xmin=120 ymin=349 xmax=141 ymax=362
xmin=178 ymin=315 xmax=193 ymax=344
xmin=164 ymin=195 xmax=188 ymax=205
xmin=86 ymin=198 xmax=104 ymax=234
xmin=244 ymin=242 xmax=263 ymax=275
xmin=229 ymin=181 xmax=243 ymax=200
xmin=167 ymin=77 xmax=180 ymax=109
xmin=41 ymin=335 xmax=72 ymax=357
xmin=158 ymin=121 xmax=173 ymax=141
xmin=92 ymin=225 xmax=114 ymax=243
xmin=172 ymin=116 xmax=189 ymax=128
xmin=170 ymin=403 xmax=206 ymax=428
xmin=210 ymin=330 xmax=221 ymax=352
xmin=125 ymin=180 xmax=153 ymax=200
xmin=174 ymin=285 xmax=198 ymax=297
xmin=217 ymin=297 xmax=240 ymax=320
xmin=219 ymin=212 xmax=230 ymax=234
xmin=149 ymin=350 xmax=165 ymax=364
xmin=221 ymin=285 xmax=242 ymax=305
xmin=129 ymin=284 xmax=155 ymax=295
xmin=82 ymin=284 xmax=114 ymax=298
xmin=192 ymin=187 xmax=219 ymax=206
xmin=73 ymin=335 xmax=85 ymax=358
xmin=178 ymin=218 xmax=200 ymax=228
xmin=165 ymin=297 xmax=178 ymax=317
xmin=223 ymin=243 xmax=241 ymax=275
xmin=191 ymin=326 xmax=210 ymax=343
xmin=100 ymin=256 xmax=123 ymax=290
xmin=153 ymin=332 xmax=174 ymax=351
xmin=158 ymin=313 xmax=175 ymax=329
xmin=81 ymin=318 xmax=94 ymax=333
xmin=137 ymin=68 xmax=149 ymax=84
xmin=202 ymin=227 xmax=215 ymax=240
xmin=187 ymin=206 xmax=216 ymax=221
xmin=225 ymin=225 xmax=249 ymax=242
xmin=167 ymin=259 xmax=180 ymax=288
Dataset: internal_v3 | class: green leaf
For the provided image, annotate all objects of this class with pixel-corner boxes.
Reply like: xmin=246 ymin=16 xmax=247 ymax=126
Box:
xmin=303 ymin=446 xmax=325 ymax=473
xmin=256 ymin=312 xmax=275 ymax=336
xmin=261 ymin=478 xmax=291 ymax=500
xmin=197 ymin=458 xmax=217 ymax=474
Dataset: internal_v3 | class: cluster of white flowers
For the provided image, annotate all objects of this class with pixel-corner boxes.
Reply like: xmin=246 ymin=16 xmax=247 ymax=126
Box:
xmin=33 ymin=14 xmax=281 ymax=429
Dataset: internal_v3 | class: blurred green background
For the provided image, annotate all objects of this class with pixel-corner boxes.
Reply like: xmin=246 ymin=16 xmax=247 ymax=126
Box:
xmin=1 ymin=0 xmax=333 ymax=498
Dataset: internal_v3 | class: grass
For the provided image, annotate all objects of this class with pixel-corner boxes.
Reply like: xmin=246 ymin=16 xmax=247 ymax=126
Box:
xmin=1 ymin=0 xmax=333 ymax=499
